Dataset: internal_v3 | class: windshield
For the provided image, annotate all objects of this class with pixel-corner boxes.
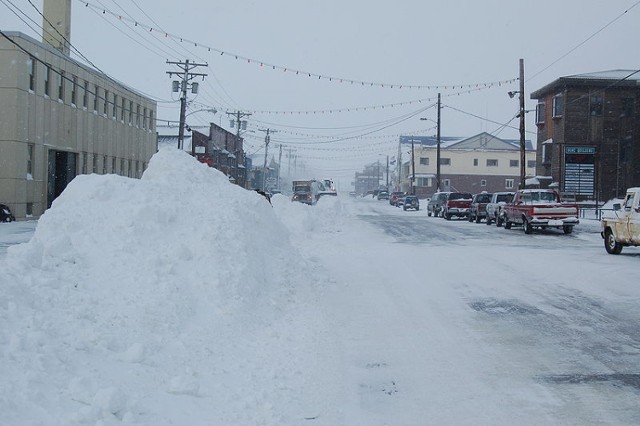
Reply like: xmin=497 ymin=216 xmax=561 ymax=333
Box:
xmin=522 ymin=191 xmax=557 ymax=202
xmin=496 ymin=194 xmax=513 ymax=202
xmin=449 ymin=193 xmax=472 ymax=201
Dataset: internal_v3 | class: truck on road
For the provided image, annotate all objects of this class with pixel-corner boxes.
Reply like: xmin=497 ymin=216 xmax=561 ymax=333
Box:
xmin=601 ymin=187 xmax=640 ymax=254
xmin=502 ymin=189 xmax=579 ymax=234
xmin=485 ymin=191 xmax=515 ymax=226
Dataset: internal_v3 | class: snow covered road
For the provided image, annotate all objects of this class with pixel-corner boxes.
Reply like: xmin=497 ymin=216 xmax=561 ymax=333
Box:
xmin=296 ymin=197 xmax=640 ymax=425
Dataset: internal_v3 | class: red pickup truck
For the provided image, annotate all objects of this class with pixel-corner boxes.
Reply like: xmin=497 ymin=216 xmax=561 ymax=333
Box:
xmin=502 ymin=189 xmax=579 ymax=234
xmin=442 ymin=192 xmax=473 ymax=220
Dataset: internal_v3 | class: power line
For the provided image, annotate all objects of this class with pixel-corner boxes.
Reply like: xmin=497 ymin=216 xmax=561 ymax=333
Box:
xmin=74 ymin=0 xmax=517 ymax=91
xmin=528 ymin=1 xmax=640 ymax=82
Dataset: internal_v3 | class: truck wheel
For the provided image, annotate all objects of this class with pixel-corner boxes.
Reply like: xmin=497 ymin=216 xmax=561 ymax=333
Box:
xmin=563 ymin=225 xmax=573 ymax=235
xmin=497 ymin=215 xmax=504 ymax=227
xmin=468 ymin=214 xmax=474 ymax=222
xmin=604 ymin=229 xmax=623 ymax=254
xmin=445 ymin=213 xmax=451 ymax=220
xmin=523 ymin=219 xmax=533 ymax=234
xmin=475 ymin=214 xmax=481 ymax=224
xmin=504 ymin=219 xmax=512 ymax=230
xmin=486 ymin=216 xmax=493 ymax=225
xmin=427 ymin=210 xmax=432 ymax=217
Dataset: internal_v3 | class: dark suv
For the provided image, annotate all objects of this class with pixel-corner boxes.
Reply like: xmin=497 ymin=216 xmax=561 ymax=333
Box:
xmin=402 ymin=195 xmax=420 ymax=211
xmin=427 ymin=192 xmax=449 ymax=217
xmin=468 ymin=192 xmax=493 ymax=223
xmin=442 ymin=192 xmax=473 ymax=220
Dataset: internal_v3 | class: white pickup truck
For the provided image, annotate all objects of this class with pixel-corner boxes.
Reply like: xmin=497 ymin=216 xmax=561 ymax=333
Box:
xmin=601 ymin=187 xmax=640 ymax=254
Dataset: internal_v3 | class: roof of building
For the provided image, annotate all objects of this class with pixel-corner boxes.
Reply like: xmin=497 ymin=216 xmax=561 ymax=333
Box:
xmin=531 ymin=69 xmax=640 ymax=98
xmin=400 ymin=132 xmax=533 ymax=151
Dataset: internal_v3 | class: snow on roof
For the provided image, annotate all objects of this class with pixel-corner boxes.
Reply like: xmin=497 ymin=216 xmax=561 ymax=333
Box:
xmin=564 ymin=70 xmax=640 ymax=82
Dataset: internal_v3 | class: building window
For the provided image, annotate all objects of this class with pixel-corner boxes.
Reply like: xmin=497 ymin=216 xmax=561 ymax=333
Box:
xmin=440 ymin=158 xmax=451 ymax=166
xmin=480 ymin=179 xmax=487 ymax=187
xmin=621 ymin=98 xmax=635 ymax=117
xmin=71 ymin=75 xmax=77 ymax=105
xmin=82 ymin=152 xmax=87 ymax=174
xmin=103 ymin=90 xmax=109 ymax=115
xmin=44 ymin=65 xmax=51 ymax=96
xmin=473 ymin=158 xmax=478 ymax=166
xmin=506 ymin=179 xmax=514 ymax=189
xmin=129 ymin=101 xmax=133 ymax=124
xmin=527 ymin=160 xmax=536 ymax=168
xmin=28 ymin=57 xmax=36 ymax=91
xmin=542 ymin=143 xmax=551 ymax=164
xmin=92 ymin=155 xmax=97 ymax=173
xmin=510 ymin=159 xmax=518 ymax=167
xmin=552 ymin=94 xmax=563 ymax=117
xmin=112 ymin=95 xmax=118 ymax=119
xmin=27 ymin=144 xmax=34 ymax=176
xmin=120 ymin=158 xmax=125 ymax=175
xmin=103 ymin=155 xmax=107 ymax=174
xmin=121 ymin=98 xmax=126 ymax=121
xmin=136 ymin=104 xmax=141 ymax=127
xmin=128 ymin=160 xmax=133 ymax=177
xmin=536 ymin=102 xmax=545 ymax=124
xmin=443 ymin=179 xmax=450 ymax=188
xmin=58 ymin=71 xmax=65 ymax=101
xmin=590 ymin=95 xmax=603 ymax=116
xmin=149 ymin=110 xmax=154 ymax=131
xmin=417 ymin=177 xmax=430 ymax=187
xmin=112 ymin=157 xmax=116 ymax=173
xmin=419 ymin=157 xmax=429 ymax=165
xmin=83 ymin=81 xmax=88 ymax=108
xmin=93 ymin=85 xmax=99 ymax=112
xmin=26 ymin=203 xmax=33 ymax=216
xmin=142 ymin=107 xmax=148 ymax=130
xmin=487 ymin=159 xmax=498 ymax=167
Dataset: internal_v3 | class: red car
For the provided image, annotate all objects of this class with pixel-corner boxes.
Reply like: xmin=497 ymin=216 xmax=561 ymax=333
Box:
xmin=389 ymin=192 xmax=406 ymax=206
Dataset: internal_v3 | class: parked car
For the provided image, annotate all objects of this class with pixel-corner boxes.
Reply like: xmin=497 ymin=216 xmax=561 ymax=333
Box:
xmin=486 ymin=192 xmax=515 ymax=226
xmin=442 ymin=192 xmax=473 ymax=220
xmin=1 ymin=204 xmax=15 ymax=222
xmin=468 ymin=192 xmax=493 ymax=223
xmin=377 ymin=191 xmax=389 ymax=200
xmin=427 ymin=192 xmax=450 ymax=217
xmin=389 ymin=191 xmax=406 ymax=206
xmin=402 ymin=195 xmax=420 ymax=211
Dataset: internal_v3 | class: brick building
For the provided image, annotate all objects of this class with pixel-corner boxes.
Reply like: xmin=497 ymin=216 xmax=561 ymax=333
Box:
xmin=530 ymin=70 xmax=640 ymax=201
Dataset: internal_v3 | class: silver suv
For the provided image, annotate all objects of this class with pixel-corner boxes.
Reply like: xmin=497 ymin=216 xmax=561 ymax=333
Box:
xmin=427 ymin=192 xmax=450 ymax=217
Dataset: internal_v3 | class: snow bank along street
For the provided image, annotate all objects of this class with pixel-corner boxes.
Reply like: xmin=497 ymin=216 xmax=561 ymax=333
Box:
xmin=1 ymin=148 xmax=640 ymax=425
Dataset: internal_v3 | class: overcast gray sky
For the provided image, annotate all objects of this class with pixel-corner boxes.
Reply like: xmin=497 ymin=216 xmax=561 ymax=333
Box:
xmin=3 ymin=0 xmax=639 ymax=189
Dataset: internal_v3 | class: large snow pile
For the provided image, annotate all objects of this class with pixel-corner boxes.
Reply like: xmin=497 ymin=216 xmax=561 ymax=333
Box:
xmin=0 ymin=148 xmax=333 ymax=425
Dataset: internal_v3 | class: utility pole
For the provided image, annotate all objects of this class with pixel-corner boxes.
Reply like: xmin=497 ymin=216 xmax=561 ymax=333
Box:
xmin=226 ymin=110 xmax=252 ymax=143
xmin=386 ymin=155 xmax=389 ymax=190
xmin=166 ymin=60 xmax=207 ymax=151
xmin=518 ymin=58 xmax=526 ymax=190
xmin=437 ymin=93 xmax=441 ymax=191
xmin=259 ymin=128 xmax=277 ymax=191
xmin=277 ymin=144 xmax=283 ymax=191
xmin=226 ymin=110 xmax=251 ymax=185
xmin=411 ymin=137 xmax=416 ymax=195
